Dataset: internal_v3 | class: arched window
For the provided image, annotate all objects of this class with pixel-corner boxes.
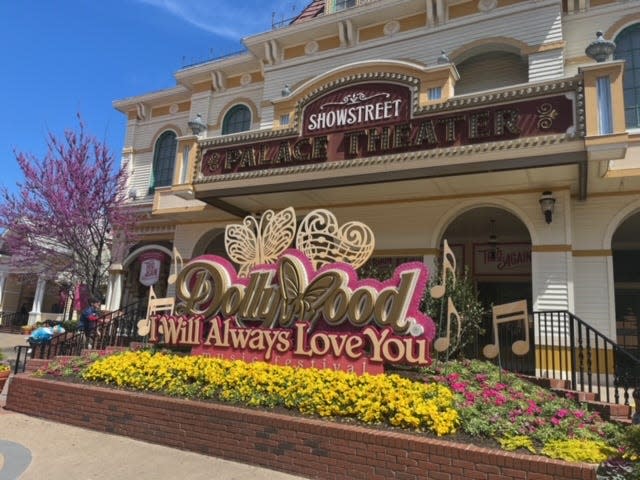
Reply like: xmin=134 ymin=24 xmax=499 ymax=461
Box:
xmin=222 ymin=105 xmax=251 ymax=134
xmin=149 ymin=131 xmax=177 ymax=193
xmin=614 ymin=24 xmax=640 ymax=128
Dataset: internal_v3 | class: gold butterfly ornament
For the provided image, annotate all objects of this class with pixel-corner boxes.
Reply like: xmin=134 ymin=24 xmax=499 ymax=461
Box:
xmin=225 ymin=207 xmax=297 ymax=278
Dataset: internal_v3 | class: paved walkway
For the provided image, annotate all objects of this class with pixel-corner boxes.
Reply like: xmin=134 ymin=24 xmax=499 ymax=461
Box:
xmin=0 ymin=333 xmax=306 ymax=480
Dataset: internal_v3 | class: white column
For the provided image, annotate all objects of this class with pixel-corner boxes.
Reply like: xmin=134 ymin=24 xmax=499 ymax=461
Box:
xmin=0 ymin=271 xmax=7 ymax=310
xmin=29 ymin=275 xmax=47 ymax=324
xmin=106 ymin=265 xmax=125 ymax=311
xmin=435 ymin=0 xmax=445 ymax=25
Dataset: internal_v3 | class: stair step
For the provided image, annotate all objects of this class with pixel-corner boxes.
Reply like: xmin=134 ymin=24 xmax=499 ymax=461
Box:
xmin=610 ymin=416 xmax=633 ymax=426
xmin=518 ymin=375 xmax=571 ymax=390
xmin=551 ymin=388 xmax=598 ymax=402
xmin=583 ymin=400 xmax=632 ymax=420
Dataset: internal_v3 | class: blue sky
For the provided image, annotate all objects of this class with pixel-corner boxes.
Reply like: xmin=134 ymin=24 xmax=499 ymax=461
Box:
xmin=0 ymin=0 xmax=302 ymax=193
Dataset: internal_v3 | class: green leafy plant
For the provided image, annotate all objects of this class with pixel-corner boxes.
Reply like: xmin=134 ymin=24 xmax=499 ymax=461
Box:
xmin=542 ymin=439 xmax=617 ymax=464
xmin=499 ymin=435 xmax=536 ymax=453
xmin=422 ymin=265 xmax=487 ymax=359
xmin=60 ymin=320 xmax=79 ymax=332
xmin=33 ymin=352 xmax=104 ymax=378
xmin=359 ymin=257 xmax=487 ymax=359
xmin=421 ymin=359 xmax=624 ymax=461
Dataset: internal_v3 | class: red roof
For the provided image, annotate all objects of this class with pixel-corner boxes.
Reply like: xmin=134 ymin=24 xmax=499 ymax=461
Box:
xmin=290 ymin=0 xmax=325 ymax=25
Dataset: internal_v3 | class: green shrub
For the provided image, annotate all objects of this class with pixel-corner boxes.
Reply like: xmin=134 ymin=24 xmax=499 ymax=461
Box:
xmin=541 ymin=439 xmax=617 ymax=464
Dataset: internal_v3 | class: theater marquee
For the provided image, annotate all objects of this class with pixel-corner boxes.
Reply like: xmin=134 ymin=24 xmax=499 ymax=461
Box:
xmin=200 ymin=82 xmax=574 ymax=176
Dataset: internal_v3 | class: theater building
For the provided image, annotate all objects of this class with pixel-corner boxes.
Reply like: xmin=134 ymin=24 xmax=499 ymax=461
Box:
xmin=110 ymin=0 xmax=640 ymax=357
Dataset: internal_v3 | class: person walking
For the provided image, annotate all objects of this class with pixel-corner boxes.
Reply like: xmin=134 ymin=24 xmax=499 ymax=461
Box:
xmin=79 ymin=298 xmax=101 ymax=346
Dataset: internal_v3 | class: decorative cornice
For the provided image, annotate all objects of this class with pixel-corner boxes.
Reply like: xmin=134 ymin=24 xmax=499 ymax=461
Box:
xmin=194 ymin=133 xmax=575 ymax=184
xmin=417 ymin=77 xmax=581 ymax=114
xmin=199 ymin=128 xmax=297 ymax=149
xmin=133 ymin=224 xmax=176 ymax=236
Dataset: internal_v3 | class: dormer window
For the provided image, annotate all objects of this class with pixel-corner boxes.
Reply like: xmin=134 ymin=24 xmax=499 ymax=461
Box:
xmin=331 ymin=0 xmax=356 ymax=13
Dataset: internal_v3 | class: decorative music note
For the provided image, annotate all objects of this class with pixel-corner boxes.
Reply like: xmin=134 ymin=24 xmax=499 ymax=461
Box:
xmin=430 ymin=239 xmax=457 ymax=299
xmin=137 ymin=285 xmax=157 ymax=336
xmin=482 ymin=300 xmax=530 ymax=359
xmin=167 ymin=247 xmax=184 ymax=285
xmin=433 ymin=297 xmax=462 ymax=353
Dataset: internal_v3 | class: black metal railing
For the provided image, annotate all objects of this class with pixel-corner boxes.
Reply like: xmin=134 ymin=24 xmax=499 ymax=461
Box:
xmin=462 ymin=313 xmax=536 ymax=375
xmin=86 ymin=301 xmax=147 ymax=351
xmin=12 ymin=301 xmax=146 ymax=374
xmin=534 ymin=310 xmax=640 ymax=405
xmin=0 ymin=311 xmax=29 ymax=332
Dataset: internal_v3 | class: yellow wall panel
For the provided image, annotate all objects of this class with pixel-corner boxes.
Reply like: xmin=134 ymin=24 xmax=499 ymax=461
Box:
xmin=318 ymin=36 xmax=341 ymax=51
xmin=400 ymin=14 xmax=425 ymax=32
xmin=359 ymin=24 xmax=385 ymax=43
xmin=284 ymin=44 xmax=306 ymax=60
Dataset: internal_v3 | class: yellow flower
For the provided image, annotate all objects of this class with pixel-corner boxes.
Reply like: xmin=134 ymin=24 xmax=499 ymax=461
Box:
xmin=82 ymin=351 xmax=459 ymax=436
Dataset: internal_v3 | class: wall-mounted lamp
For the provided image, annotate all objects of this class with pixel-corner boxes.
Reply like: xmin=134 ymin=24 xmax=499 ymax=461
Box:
xmin=188 ymin=113 xmax=206 ymax=136
xmin=128 ymin=188 xmax=138 ymax=200
xmin=539 ymin=191 xmax=556 ymax=224
xmin=281 ymin=84 xmax=292 ymax=97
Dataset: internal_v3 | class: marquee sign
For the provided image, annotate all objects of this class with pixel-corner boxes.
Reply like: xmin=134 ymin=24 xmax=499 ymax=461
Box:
xmin=138 ymin=207 xmax=467 ymax=375
xmin=303 ymin=82 xmax=411 ymax=135
xmin=200 ymin=82 xmax=574 ymax=176
xmin=147 ymin=250 xmax=434 ymax=374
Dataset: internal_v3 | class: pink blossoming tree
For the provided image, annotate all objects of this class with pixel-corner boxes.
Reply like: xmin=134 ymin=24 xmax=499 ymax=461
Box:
xmin=0 ymin=117 xmax=137 ymax=301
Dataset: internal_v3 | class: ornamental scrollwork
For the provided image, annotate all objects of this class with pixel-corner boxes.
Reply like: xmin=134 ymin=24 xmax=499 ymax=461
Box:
xmin=537 ymin=103 xmax=558 ymax=129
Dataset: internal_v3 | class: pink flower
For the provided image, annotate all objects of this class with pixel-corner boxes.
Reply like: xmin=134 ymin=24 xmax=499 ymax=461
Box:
xmin=451 ymin=382 xmax=467 ymax=393
xmin=551 ymin=417 xmax=561 ymax=426
xmin=475 ymin=374 xmax=488 ymax=383
xmin=509 ymin=408 xmax=523 ymax=420
xmin=447 ymin=373 xmax=460 ymax=383
xmin=526 ymin=400 xmax=541 ymax=415
xmin=556 ymin=408 xmax=569 ymax=418
xmin=494 ymin=393 xmax=507 ymax=406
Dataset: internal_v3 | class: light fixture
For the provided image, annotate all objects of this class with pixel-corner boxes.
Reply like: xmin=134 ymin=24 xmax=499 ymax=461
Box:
xmin=188 ymin=113 xmax=206 ymax=136
xmin=539 ymin=191 xmax=556 ymax=224
xmin=128 ymin=188 xmax=138 ymax=200
xmin=281 ymin=84 xmax=292 ymax=97
xmin=585 ymin=31 xmax=616 ymax=63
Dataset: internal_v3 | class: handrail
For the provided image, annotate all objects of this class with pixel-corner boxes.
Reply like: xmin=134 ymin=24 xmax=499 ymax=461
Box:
xmin=534 ymin=310 xmax=640 ymax=406
xmin=11 ymin=301 xmax=147 ymax=373
xmin=0 ymin=311 xmax=28 ymax=332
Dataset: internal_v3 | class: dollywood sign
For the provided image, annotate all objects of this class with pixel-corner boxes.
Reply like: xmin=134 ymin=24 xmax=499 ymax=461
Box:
xmin=142 ymin=208 xmax=459 ymax=375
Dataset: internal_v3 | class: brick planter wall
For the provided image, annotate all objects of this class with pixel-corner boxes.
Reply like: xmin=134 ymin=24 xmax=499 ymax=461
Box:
xmin=6 ymin=375 xmax=597 ymax=480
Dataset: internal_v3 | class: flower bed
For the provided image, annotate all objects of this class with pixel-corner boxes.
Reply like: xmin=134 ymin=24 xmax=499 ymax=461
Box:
xmin=6 ymin=374 xmax=597 ymax=480
xmin=6 ymin=351 xmax=639 ymax=479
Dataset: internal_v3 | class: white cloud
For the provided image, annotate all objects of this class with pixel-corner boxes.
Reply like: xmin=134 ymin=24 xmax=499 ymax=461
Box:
xmin=135 ymin=0 xmax=305 ymax=39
